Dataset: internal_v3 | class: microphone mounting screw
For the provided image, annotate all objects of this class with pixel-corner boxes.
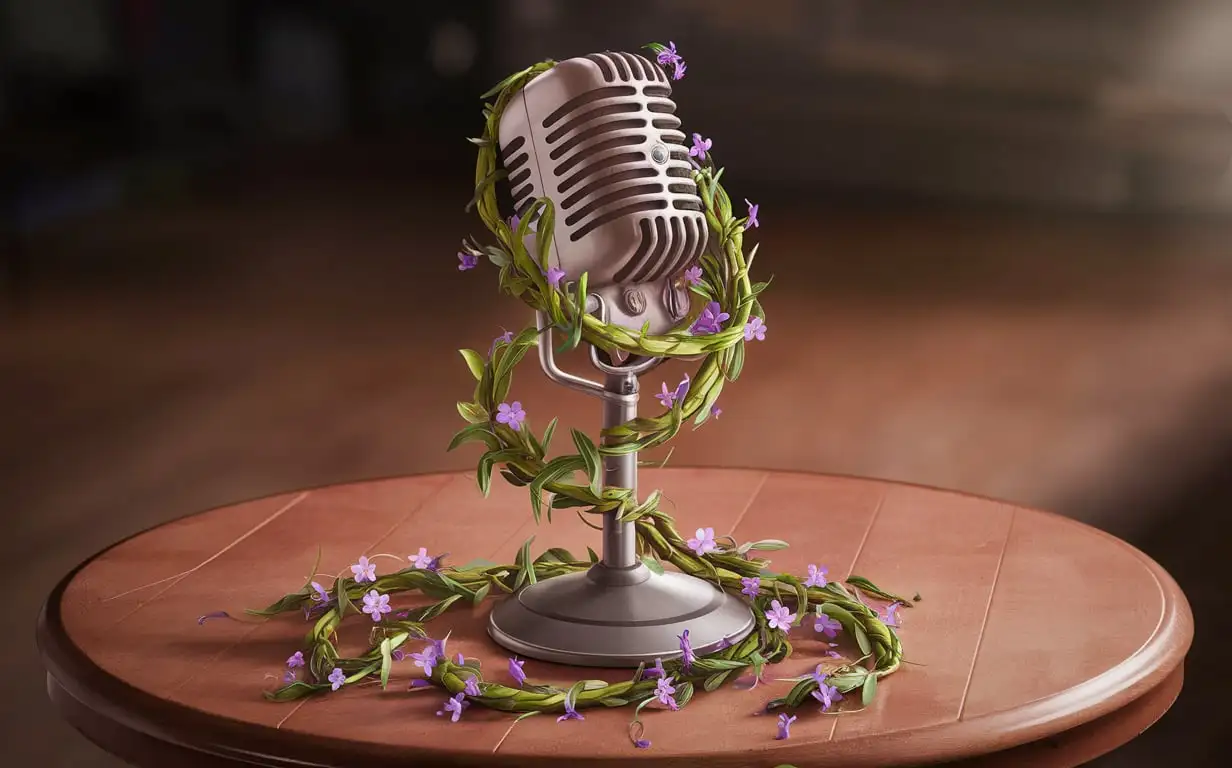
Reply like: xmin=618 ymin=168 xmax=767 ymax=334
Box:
xmin=621 ymin=287 xmax=647 ymax=315
xmin=650 ymin=144 xmax=669 ymax=164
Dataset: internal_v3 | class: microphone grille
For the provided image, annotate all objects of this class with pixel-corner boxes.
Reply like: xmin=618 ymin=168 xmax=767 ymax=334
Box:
xmin=497 ymin=52 xmax=708 ymax=286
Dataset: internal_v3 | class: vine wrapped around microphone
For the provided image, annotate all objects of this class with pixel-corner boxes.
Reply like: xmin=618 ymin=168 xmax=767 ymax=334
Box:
xmin=224 ymin=46 xmax=915 ymax=753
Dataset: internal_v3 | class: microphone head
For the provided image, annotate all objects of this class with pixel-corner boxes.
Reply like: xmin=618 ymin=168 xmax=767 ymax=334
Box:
xmin=498 ymin=52 xmax=708 ymax=335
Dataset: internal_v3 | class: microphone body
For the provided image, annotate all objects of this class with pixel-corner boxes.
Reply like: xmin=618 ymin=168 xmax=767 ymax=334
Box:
xmin=498 ymin=52 xmax=708 ymax=335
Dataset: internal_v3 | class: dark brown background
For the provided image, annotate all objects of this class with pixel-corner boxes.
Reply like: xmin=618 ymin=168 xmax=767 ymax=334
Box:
xmin=3 ymin=1 xmax=1230 ymax=766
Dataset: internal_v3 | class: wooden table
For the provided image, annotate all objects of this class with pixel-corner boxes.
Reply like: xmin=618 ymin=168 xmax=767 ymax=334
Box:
xmin=37 ymin=469 xmax=1192 ymax=767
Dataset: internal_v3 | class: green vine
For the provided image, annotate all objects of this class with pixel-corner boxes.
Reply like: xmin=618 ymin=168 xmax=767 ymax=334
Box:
xmin=221 ymin=45 xmax=914 ymax=751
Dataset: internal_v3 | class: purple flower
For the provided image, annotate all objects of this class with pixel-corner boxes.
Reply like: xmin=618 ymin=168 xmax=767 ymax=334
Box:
xmin=463 ymin=675 xmax=481 ymax=697
xmin=825 ymin=642 xmax=842 ymax=659
xmin=710 ymin=404 xmax=722 ymax=419
xmin=689 ymin=301 xmax=729 ymax=334
xmin=430 ymin=636 xmax=449 ymax=659
xmin=740 ymin=576 xmax=761 ymax=599
xmin=509 ymin=214 xmax=520 ymax=231
xmin=196 ymin=611 xmax=231 ymax=625
xmin=508 ymin=656 xmax=526 ymax=687
xmin=743 ymin=316 xmax=767 ymax=342
xmin=688 ymin=133 xmax=712 ymax=161
xmin=656 ymin=41 xmax=681 ymax=68
xmin=328 ymin=667 xmax=346 ymax=691
xmin=683 ymin=265 xmax=703 ymax=286
xmin=765 ymin=599 xmax=796 ymax=632
xmin=409 ymin=678 xmax=432 ymax=689
xmin=545 ymin=266 xmax=566 ymax=287
xmin=814 ymin=613 xmax=842 ymax=639
xmin=309 ymin=581 xmax=330 ymax=602
xmin=558 ymin=686 xmax=585 ymax=722
xmin=882 ymin=602 xmax=902 ymax=627
xmin=455 ymin=652 xmax=465 ymax=665
xmin=655 ymin=381 xmax=676 ymax=408
xmin=744 ymin=199 xmax=760 ymax=229
xmin=408 ymin=547 xmax=434 ymax=569
xmin=645 ymin=657 xmax=667 ymax=679
xmin=286 ymin=651 xmax=305 ymax=669
xmin=458 ymin=252 xmax=479 ymax=271
xmin=437 ymin=692 xmax=469 ymax=722
xmin=411 ymin=645 xmax=440 ymax=676
xmin=304 ymin=581 xmax=331 ymax=618
xmin=350 ymin=555 xmax=376 ymax=583
xmin=282 ymin=669 xmax=297 ymax=684
xmin=686 ymin=527 xmax=717 ymax=556
xmin=673 ymin=373 xmax=691 ymax=402
xmin=635 ymin=738 xmax=652 ymax=749
xmin=489 ymin=329 xmax=514 ymax=357
xmin=654 ymin=676 xmax=679 ymax=710
xmin=361 ymin=590 xmax=391 ymax=622
xmin=496 ymin=401 xmax=527 ymax=431
xmin=718 ymin=635 xmax=734 ymax=649
xmin=812 ymin=679 xmax=843 ymax=711
xmin=392 ymin=649 xmax=406 ymax=662
xmin=672 ymin=60 xmax=687 ymax=80
xmin=426 ymin=553 xmax=446 ymax=572
xmin=805 ymin=564 xmax=828 ymax=588
xmin=677 ymin=629 xmax=696 ymax=672
xmin=775 ymin=713 xmax=796 ymax=740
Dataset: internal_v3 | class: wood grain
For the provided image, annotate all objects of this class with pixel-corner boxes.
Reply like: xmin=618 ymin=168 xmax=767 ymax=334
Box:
xmin=38 ymin=469 xmax=1193 ymax=767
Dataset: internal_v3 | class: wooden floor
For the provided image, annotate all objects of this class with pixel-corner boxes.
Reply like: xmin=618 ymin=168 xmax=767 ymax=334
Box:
xmin=4 ymin=174 xmax=1231 ymax=766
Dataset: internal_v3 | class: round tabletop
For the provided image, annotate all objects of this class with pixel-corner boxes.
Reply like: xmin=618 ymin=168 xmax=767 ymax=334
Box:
xmin=38 ymin=469 xmax=1192 ymax=768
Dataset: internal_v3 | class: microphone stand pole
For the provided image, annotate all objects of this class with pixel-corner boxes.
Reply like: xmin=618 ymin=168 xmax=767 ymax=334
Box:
xmin=600 ymin=369 xmax=639 ymax=570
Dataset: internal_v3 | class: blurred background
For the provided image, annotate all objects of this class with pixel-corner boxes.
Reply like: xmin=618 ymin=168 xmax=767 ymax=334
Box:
xmin=3 ymin=1 xmax=1230 ymax=765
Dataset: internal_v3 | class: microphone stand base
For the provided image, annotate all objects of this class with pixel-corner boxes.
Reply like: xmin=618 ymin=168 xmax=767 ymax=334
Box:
xmin=487 ymin=564 xmax=755 ymax=667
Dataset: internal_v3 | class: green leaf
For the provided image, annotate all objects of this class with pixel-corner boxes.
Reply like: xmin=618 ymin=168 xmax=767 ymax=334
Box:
xmin=846 ymin=575 xmax=915 ymax=606
xmin=457 ymin=401 xmax=488 ymax=424
xmin=263 ymin=681 xmax=326 ymax=702
xmin=674 ymin=680 xmax=695 ymax=708
xmin=853 ymin=622 xmax=872 ymax=656
xmin=725 ymin=341 xmax=746 ymax=381
xmin=703 ymin=671 xmax=732 ymax=692
xmin=447 ymin=423 xmax=498 ymax=452
xmin=458 ymin=558 xmax=499 ymax=570
xmin=472 ymin=581 xmax=491 ymax=605
xmin=640 ymin=555 xmax=664 ymax=575
xmin=515 ymin=536 xmax=537 ymax=588
xmin=782 ymin=676 xmax=818 ymax=708
xmin=736 ymin=539 xmax=790 ymax=554
xmin=464 ymin=168 xmax=507 ymax=213
xmin=477 ymin=452 xmax=497 ymax=496
xmin=536 ymin=199 xmax=556 ymax=270
xmin=417 ymin=594 xmax=463 ymax=622
xmin=459 ymin=349 xmax=486 ymax=381
xmin=540 ymin=417 xmax=559 ymax=453
xmin=861 ymin=671 xmax=878 ymax=706
xmin=571 ymin=428 xmax=603 ymax=496
xmin=379 ymin=637 xmax=393 ymax=689
xmin=529 ymin=455 xmax=586 ymax=523
xmin=586 ymin=546 xmax=599 ymax=564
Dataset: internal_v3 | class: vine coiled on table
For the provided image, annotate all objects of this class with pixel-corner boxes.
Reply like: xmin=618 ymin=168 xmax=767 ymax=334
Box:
xmin=220 ymin=44 xmax=914 ymax=754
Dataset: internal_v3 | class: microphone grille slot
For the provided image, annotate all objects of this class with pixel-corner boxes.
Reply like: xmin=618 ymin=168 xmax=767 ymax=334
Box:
xmin=542 ymin=85 xmax=636 ymax=129
xmin=569 ymin=199 xmax=667 ymax=243
xmin=587 ymin=52 xmax=667 ymax=84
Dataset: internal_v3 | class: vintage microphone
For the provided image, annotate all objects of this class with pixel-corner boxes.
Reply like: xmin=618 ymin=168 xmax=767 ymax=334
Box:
xmin=486 ymin=51 xmax=754 ymax=667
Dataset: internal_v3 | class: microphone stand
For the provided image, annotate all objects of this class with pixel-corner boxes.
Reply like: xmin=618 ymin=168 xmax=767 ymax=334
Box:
xmin=486 ymin=299 xmax=754 ymax=667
